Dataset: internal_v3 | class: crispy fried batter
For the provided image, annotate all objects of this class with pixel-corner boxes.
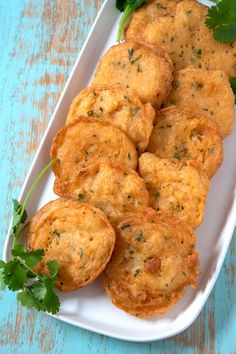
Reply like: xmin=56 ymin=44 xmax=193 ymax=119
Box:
xmin=126 ymin=0 xmax=236 ymax=78
xmin=139 ymin=153 xmax=210 ymax=228
xmin=92 ymin=41 xmax=173 ymax=109
xmin=165 ymin=68 xmax=235 ymax=138
xmin=54 ymin=159 xmax=149 ymax=224
xmin=66 ymin=85 xmax=155 ymax=153
xmin=147 ymin=106 xmax=223 ymax=178
xmin=103 ymin=208 xmax=199 ymax=317
xmin=26 ymin=199 xmax=116 ymax=291
xmin=50 ymin=117 xmax=138 ymax=185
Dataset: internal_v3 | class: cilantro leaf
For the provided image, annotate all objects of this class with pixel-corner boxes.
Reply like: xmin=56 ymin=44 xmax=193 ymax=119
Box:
xmin=230 ymin=77 xmax=236 ymax=103
xmin=206 ymin=0 xmax=236 ymax=43
xmin=0 ymin=260 xmax=5 ymax=269
xmin=47 ymin=261 xmax=59 ymax=278
xmin=116 ymin=0 xmax=127 ymax=12
xmin=12 ymin=245 xmax=45 ymax=268
xmin=42 ymin=285 xmax=60 ymax=314
xmin=0 ymin=272 xmax=6 ymax=290
xmin=11 ymin=199 xmax=27 ymax=237
xmin=2 ymin=260 xmax=28 ymax=290
xmin=116 ymin=0 xmax=148 ymax=42
xmin=0 ymin=159 xmax=60 ymax=315
xmin=17 ymin=289 xmax=36 ymax=308
xmin=31 ymin=281 xmax=47 ymax=301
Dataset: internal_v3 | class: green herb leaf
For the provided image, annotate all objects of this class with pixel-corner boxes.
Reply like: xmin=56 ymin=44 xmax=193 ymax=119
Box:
xmin=116 ymin=0 xmax=148 ymax=42
xmin=2 ymin=260 xmax=28 ymax=291
xmin=0 ymin=272 xmax=6 ymax=290
xmin=17 ymin=289 xmax=39 ymax=309
xmin=0 ymin=159 xmax=61 ymax=315
xmin=42 ymin=284 xmax=60 ymax=314
xmin=12 ymin=245 xmax=45 ymax=269
xmin=31 ymin=281 xmax=47 ymax=301
xmin=230 ymin=77 xmax=236 ymax=103
xmin=47 ymin=261 xmax=59 ymax=278
xmin=0 ymin=260 xmax=5 ymax=269
xmin=206 ymin=0 xmax=236 ymax=43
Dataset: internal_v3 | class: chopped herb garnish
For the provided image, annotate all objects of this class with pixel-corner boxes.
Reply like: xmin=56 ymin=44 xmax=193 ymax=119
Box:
xmin=51 ymin=229 xmax=60 ymax=237
xmin=87 ymin=110 xmax=94 ymax=117
xmin=133 ymin=269 xmax=140 ymax=277
xmin=135 ymin=231 xmax=145 ymax=242
xmin=208 ymin=146 xmax=215 ymax=153
xmin=127 ymin=152 xmax=131 ymax=160
xmin=80 ymin=249 xmax=84 ymax=259
xmin=173 ymin=152 xmax=180 ymax=160
xmin=128 ymin=48 xmax=142 ymax=64
xmin=156 ymin=2 xmax=167 ymax=9
xmin=77 ymin=193 xmax=84 ymax=201
xmin=173 ymin=82 xmax=180 ymax=90
xmin=120 ymin=224 xmax=132 ymax=232
xmin=124 ymin=95 xmax=131 ymax=102
xmin=137 ymin=64 xmax=142 ymax=72
xmin=193 ymin=48 xmax=202 ymax=58
xmin=154 ymin=191 xmax=160 ymax=199
xmin=130 ymin=107 xmax=136 ymax=116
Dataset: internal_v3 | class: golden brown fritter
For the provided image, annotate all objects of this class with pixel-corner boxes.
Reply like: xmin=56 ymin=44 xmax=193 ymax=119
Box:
xmin=139 ymin=153 xmax=210 ymax=228
xmin=26 ymin=199 xmax=116 ymax=292
xmin=92 ymin=41 xmax=173 ymax=109
xmin=66 ymin=85 xmax=155 ymax=153
xmin=54 ymin=159 xmax=149 ymax=224
xmin=126 ymin=0 xmax=236 ymax=78
xmin=165 ymin=68 xmax=235 ymax=138
xmin=103 ymin=208 xmax=199 ymax=318
xmin=147 ymin=106 xmax=223 ymax=178
xmin=50 ymin=117 xmax=138 ymax=185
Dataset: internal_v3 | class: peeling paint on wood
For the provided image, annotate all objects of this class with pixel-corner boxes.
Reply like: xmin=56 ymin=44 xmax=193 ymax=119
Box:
xmin=0 ymin=1 xmax=235 ymax=353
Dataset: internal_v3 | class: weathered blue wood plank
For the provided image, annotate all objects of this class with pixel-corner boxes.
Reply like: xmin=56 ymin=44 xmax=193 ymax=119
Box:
xmin=0 ymin=1 xmax=235 ymax=353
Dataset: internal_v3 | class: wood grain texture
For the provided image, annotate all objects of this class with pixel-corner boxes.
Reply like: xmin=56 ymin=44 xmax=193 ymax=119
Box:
xmin=0 ymin=1 xmax=235 ymax=353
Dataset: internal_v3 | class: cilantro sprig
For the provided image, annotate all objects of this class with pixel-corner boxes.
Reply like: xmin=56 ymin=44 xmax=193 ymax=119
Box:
xmin=0 ymin=159 xmax=60 ymax=314
xmin=116 ymin=0 xmax=148 ymax=42
xmin=230 ymin=77 xmax=236 ymax=103
xmin=206 ymin=0 xmax=236 ymax=43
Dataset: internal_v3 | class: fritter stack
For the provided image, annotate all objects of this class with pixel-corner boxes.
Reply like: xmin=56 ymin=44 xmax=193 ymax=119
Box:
xmin=25 ymin=0 xmax=235 ymax=318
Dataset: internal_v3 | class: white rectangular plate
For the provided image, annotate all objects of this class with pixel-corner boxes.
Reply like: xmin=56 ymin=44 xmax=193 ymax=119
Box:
xmin=3 ymin=0 xmax=236 ymax=342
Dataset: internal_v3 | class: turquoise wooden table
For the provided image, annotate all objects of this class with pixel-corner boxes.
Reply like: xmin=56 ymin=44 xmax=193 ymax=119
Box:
xmin=0 ymin=1 xmax=235 ymax=353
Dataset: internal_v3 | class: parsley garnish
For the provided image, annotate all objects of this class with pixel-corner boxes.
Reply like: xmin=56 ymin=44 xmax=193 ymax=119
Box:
xmin=206 ymin=0 xmax=236 ymax=43
xmin=0 ymin=160 xmax=60 ymax=315
xmin=128 ymin=48 xmax=142 ymax=64
xmin=116 ymin=0 xmax=148 ymax=42
xmin=230 ymin=77 xmax=236 ymax=103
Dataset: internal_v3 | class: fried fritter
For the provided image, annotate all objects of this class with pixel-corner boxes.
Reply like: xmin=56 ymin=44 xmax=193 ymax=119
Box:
xmin=26 ymin=199 xmax=116 ymax=292
xmin=139 ymin=153 xmax=210 ymax=228
xmin=66 ymin=85 xmax=155 ymax=153
xmin=165 ymin=68 xmax=235 ymax=138
xmin=126 ymin=0 xmax=236 ymax=78
xmin=147 ymin=106 xmax=223 ymax=178
xmin=50 ymin=117 xmax=138 ymax=185
xmin=92 ymin=41 xmax=173 ymax=109
xmin=103 ymin=208 xmax=199 ymax=318
xmin=54 ymin=159 xmax=149 ymax=224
